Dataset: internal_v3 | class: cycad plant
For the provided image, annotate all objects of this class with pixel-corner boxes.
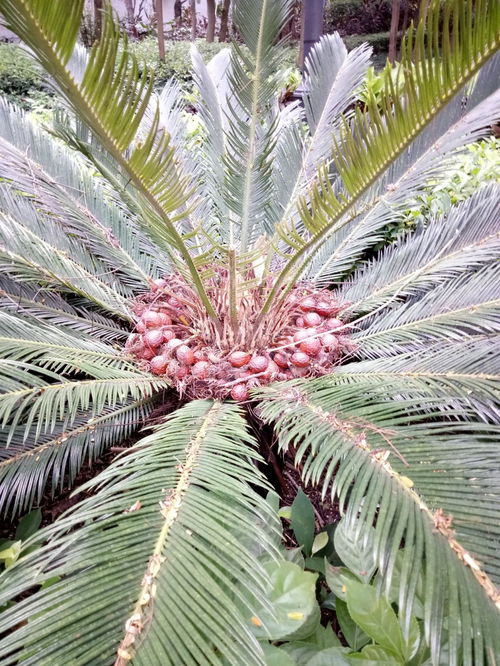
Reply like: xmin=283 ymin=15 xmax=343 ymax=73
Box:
xmin=0 ymin=0 xmax=499 ymax=663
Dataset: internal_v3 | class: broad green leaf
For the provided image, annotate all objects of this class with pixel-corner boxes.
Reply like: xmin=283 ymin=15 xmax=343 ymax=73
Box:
xmin=335 ymin=598 xmax=370 ymax=651
xmin=324 ymin=563 xmax=361 ymax=602
xmin=311 ymin=531 xmax=329 ymax=554
xmin=347 ymin=645 xmax=404 ymax=664
xmin=260 ymin=642 xmax=297 ymax=666
xmin=306 ymin=647 xmax=353 ymax=666
xmin=333 ymin=517 xmax=377 ymax=582
xmin=0 ymin=540 xmax=21 ymax=568
xmin=345 ymin=581 xmax=405 ymax=660
xmin=248 ymin=561 xmax=319 ymax=641
xmin=278 ymin=505 xmax=292 ymax=520
xmin=290 ymin=489 xmax=315 ymax=555
xmin=15 ymin=508 xmax=42 ymax=541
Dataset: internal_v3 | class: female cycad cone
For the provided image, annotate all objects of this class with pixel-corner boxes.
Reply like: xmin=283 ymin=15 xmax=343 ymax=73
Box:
xmin=125 ymin=270 xmax=354 ymax=400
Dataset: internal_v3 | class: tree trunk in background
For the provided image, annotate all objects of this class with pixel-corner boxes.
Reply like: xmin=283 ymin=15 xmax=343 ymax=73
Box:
xmin=206 ymin=0 xmax=216 ymax=42
xmin=155 ymin=0 xmax=165 ymax=60
xmin=93 ymin=0 xmax=103 ymax=42
xmin=174 ymin=0 xmax=182 ymax=27
xmin=219 ymin=0 xmax=231 ymax=42
xmin=124 ymin=0 xmax=138 ymax=37
xmin=298 ymin=0 xmax=305 ymax=68
xmin=388 ymin=0 xmax=401 ymax=63
xmin=190 ymin=0 xmax=196 ymax=40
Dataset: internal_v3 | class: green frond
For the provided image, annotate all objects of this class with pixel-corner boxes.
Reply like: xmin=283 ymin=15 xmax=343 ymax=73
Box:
xmin=353 ymin=264 xmax=500 ymax=358
xmin=0 ymin=99 xmax=166 ymax=289
xmin=224 ymin=0 xmax=294 ymax=250
xmin=0 ymin=276 xmax=128 ymax=344
xmin=0 ymin=195 xmax=132 ymax=320
xmin=263 ymin=0 xmax=500 ymax=308
xmin=308 ymin=71 xmax=500 ymax=284
xmin=340 ymin=183 xmax=500 ymax=315
xmin=0 ymin=310 xmax=134 ymax=372
xmin=0 ymin=397 xmax=155 ymax=517
xmin=0 ymin=0 xmax=218 ymax=319
xmin=0 ymin=358 xmax=165 ymax=445
xmin=0 ymin=401 xmax=279 ymax=665
xmin=256 ymin=378 xmax=500 ymax=664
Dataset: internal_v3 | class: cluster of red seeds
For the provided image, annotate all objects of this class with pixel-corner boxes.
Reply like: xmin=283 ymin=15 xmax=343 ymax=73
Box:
xmin=125 ymin=279 xmax=354 ymax=401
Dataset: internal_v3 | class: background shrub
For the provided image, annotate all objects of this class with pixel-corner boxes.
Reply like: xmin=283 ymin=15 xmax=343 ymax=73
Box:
xmin=0 ymin=43 xmax=46 ymax=107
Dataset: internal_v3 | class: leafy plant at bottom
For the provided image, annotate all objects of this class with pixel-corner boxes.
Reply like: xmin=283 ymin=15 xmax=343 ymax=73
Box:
xmin=0 ymin=0 xmax=498 ymax=664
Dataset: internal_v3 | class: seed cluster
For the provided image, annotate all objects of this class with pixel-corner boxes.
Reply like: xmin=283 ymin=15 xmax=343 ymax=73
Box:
xmin=125 ymin=276 xmax=354 ymax=401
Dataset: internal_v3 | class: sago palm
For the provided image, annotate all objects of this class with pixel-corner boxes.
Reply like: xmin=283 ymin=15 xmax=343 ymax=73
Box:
xmin=0 ymin=0 xmax=499 ymax=664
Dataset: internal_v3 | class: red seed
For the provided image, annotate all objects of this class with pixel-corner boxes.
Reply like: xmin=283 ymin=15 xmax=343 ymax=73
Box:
xmin=229 ymin=351 xmax=251 ymax=368
xmin=315 ymin=300 xmax=335 ymax=317
xmin=176 ymin=345 xmax=195 ymax=365
xmin=135 ymin=320 xmax=146 ymax=333
xmin=158 ymin=313 xmax=172 ymax=326
xmin=249 ymin=355 xmax=268 ymax=373
xmin=291 ymin=351 xmax=311 ymax=367
xmin=321 ymin=333 xmax=339 ymax=350
xmin=299 ymin=296 xmax=316 ymax=312
xmin=144 ymin=329 xmax=164 ymax=348
xmin=304 ymin=312 xmax=322 ymax=327
xmin=299 ymin=338 xmax=321 ymax=356
xmin=176 ymin=365 xmax=189 ymax=379
xmin=165 ymin=338 xmax=183 ymax=351
xmin=139 ymin=347 xmax=155 ymax=360
xmin=264 ymin=360 xmax=280 ymax=378
xmin=230 ymin=384 xmax=249 ymax=401
xmin=167 ymin=359 xmax=180 ymax=375
xmin=143 ymin=311 xmax=164 ymax=328
xmin=325 ymin=318 xmax=343 ymax=330
xmin=150 ymin=355 xmax=169 ymax=375
xmin=296 ymin=316 xmax=305 ymax=328
xmin=162 ymin=328 xmax=175 ymax=343
xmin=192 ymin=361 xmax=210 ymax=379
xmin=293 ymin=328 xmax=313 ymax=344
xmin=273 ymin=352 xmax=289 ymax=369
xmin=193 ymin=350 xmax=208 ymax=362
xmin=291 ymin=365 xmax=309 ymax=377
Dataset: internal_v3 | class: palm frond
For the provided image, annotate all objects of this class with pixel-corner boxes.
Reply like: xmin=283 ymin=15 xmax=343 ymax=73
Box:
xmin=0 ymin=194 xmax=132 ymax=320
xmin=0 ymin=99 xmax=165 ymax=289
xmin=0 ymin=0 xmax=218 ymax=318
xmin=0 ymin=401 xmax=279 ymax=666
xmin=339 ymin=183 xmax=500 ymax=315
xmin=256 ymin=378 xmax=500 ymax=664
xmin=262 ymin=1 xmax=500 ymax=308
xmin=223 ymin=0 xmax=294 ymax=249
xmin=353 ymin=264 xmax=500 ymax=358
xmin=308 ymin=69 xmax=500 ymax=285
xmin=0 ymin=396 xmax=155 ymax=517
xmin=0 ymin=276 xmax=128 ymax=344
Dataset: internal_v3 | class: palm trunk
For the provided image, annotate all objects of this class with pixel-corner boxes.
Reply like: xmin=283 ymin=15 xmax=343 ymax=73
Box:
xmin=206 ymin=0 xmax=216 ymax=42
xmin=190 ymin=0 xmax=196 ymax=41
xmin=93 ymin=0 xmax=103 ymax=42
xmin=388 ymin=0 xmax=401 ymax=64
xmin=124 ymin=0 xmax=138 ymax=37
xmin=156 ymin=0 xmax=165 ymax=61
xmin=219 ymin=0 xmax=231 ymax=42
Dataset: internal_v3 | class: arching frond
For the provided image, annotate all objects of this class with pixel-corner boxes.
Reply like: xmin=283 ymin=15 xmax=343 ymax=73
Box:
xmin=308 ymin=72 xmax=500 ymax=285
xmin=0 ymin=397 xmax=156 ymax=517
xmin=256 ymin=378 xmax=500 ymax=664
xmin=224 ymin=0 xmax=295 ymax=249
xmin=0 ymin=0 xmax=218 ymax=319
xmin=0 ymin=99 xmax=164 ymax=290
xmin=0 ymin=276 xmax=128 ymax=344
xmin=0 ymin=197 xmax=132 ymax=320
xmin=353 ymin=264 xmax=500 ymax=358
xmin=339 ymin=183 xmax=500 ymax=315
xmin=261 ymin=2 xmax=500 ymax=309
xmin=0 ymin=401 xmax=279 ymax=666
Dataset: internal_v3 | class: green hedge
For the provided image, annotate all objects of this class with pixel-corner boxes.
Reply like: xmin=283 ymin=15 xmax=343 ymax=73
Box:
xmin=344 ymin=31 xmax=390 ymax=54
xmin=0 ymin=43 xmax=45 ymax=106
